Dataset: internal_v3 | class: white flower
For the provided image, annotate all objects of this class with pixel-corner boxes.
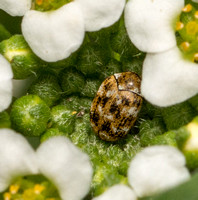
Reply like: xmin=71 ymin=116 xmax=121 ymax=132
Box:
xmin=0 ymin=0 xmax=31 ymax=16
xmin=0 ymin=53 xmax=33 ymax=111
xmin=125 ymin=0 xmax=198 ymax=107
xmin=128 ymin=146 xmax=190 ymax=197
xmin=0 ymin=128 xmax=93 ymax=200
xmin=0 ymin=0 xmax=125 ymax=62
xmin=91 ymin=145 xmax=189 ymax=200
xmin=92 ymin=184 xmax=137 ymax=200
xmin=0 ymin=54 xmax=13 ymax=112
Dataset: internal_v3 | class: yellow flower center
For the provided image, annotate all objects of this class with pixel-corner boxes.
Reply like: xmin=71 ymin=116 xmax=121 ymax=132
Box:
xmin=182 ymin=4 xmax=193 ymax=13
xmin=1 ymin=175 xmax=61 ymax=200
xmin=33 ymin=0 xmax=73 ymax=12
xmin=175 ymin=3 xmax=198 ymax=63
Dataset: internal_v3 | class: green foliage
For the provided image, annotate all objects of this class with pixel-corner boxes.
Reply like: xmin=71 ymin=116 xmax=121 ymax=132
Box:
xmin=10 ymin=95 xmax=51 ymax=136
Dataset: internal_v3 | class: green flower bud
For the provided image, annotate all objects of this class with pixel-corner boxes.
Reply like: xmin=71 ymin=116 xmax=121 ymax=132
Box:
xmin=69 ymin=113 xmax=92 ymax=148
xmin=176 ymin=117 xmax=198 ymax=169
xmin=86 ymin=24 xmax=115 ymax=47
xmin=92 ymin=164 xmax=127 ymax=197
xmin=60 ymin=96 xmax=92 ymax=116
xmin=188 ymin=93 xmax=198 ymax=111
xmin=28 ymin=73 xmax=62 ymax=107
xmin=121 ymin=57 xmax=144 ymax=77
xmin=161 ymin=102 xmax=196 ymax=130
xmin=0 ymin=35 xmax=42 ymax=79
xmin=47 ymin=51 xmax=78 ymax=72
xmin=60 ymin=96 xmax=92 ymax=113
xmin=60 ymin=69 xmax=85 ymax=96
xmin=80 ymin=78 xmax=101 ymax=98
xmin=99 ymin=60 xmax=122 ymax=80
xmin=74 ymin=113 xmax=91 ymax=134
xmin=76 ymin=43 xmax=109 ymax=77
xmin=139 ymin=118 xmax=166 ymax=147
xmin=150 ymin=131 xmax=178 ymax=147
xmin=50 ymin=105 xmax=77 ymax=133
xmin=10 ymin=95 xmax=51 ymax=136
xmin=40 ymin=128 xmax=66 ymax=143
xmin=138 ymin=101 xmax=162 ymax=120
xmin=110 ymin=17 xmax=140 ymax=62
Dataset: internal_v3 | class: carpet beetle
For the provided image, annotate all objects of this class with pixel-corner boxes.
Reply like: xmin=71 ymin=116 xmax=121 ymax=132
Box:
xmin=90 ymin=72 xmax=143 ymax=141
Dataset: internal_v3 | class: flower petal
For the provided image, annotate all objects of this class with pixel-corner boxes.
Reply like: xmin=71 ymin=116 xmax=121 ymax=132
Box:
xmin=0 ymin=0 xmax=31 ymax=16
xmin=0 ymin=55 xmax=13 ymax=112
xmin=128 ymin=146 xmax=190 ymax=197
xmin=0 ymin=54 xmax=13 ymax=81
xmin=0 ymin=129 xmax=39 ymax=192
xmin=0 ymin=80 xmax=12 ymax=112
xmin=75 ymin=0 xmax=125 ymax=31
xmin=22 ymin=2 xmax=85 ymax=62
xmin=124 ymin=0 xmax=184 ymax=53
xmin=36 ymin=136 xmax=93 ymax=200
xmin=92 ymin=184 xmax=137 ymax=200
xmin=141 ymin=47 xmax=198 ymax=107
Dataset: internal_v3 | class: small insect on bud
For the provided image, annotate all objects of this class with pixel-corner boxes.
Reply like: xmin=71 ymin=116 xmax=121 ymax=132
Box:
xmin=90 ymin=72 xmax=143 ymax=141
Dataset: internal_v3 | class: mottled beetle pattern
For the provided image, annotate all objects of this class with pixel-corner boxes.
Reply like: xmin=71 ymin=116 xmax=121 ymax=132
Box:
xmin=90 ymin=72 xmax=143 ymax=142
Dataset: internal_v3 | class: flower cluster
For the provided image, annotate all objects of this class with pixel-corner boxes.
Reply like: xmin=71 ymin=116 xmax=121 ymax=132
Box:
xmin=0 ymin=128 xmax=190 ymax=200
xmin=0 ymin=0 xmax=125 ymax=62
xmin=0 ymin=0 xmax=198 ymax=200
xmin=125 ymin=0 xmax=198 ymax=107
xmin=0 ymin=129 xmax=93 ymax=200
xmin=93 ymin=146 xmax=190 ymax=200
